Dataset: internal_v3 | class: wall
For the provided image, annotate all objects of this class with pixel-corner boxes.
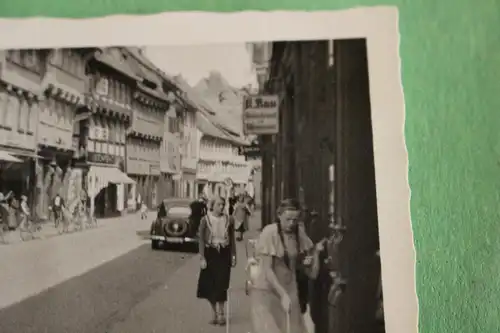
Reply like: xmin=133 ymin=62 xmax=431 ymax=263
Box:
xmin=198 ymin=134 xmax=250 ymax=184
xmin=131 ymin=94 xmax=164 ymax=137
xmin=0 ymin=49 xmax=44 ymax=153
xmin=126 ymin=137 xmax=161 ymax=175
xmin=180 ymin=110 xmax=198 ymax=171
xmin=160 ymin=106 xmax=181 ymax=174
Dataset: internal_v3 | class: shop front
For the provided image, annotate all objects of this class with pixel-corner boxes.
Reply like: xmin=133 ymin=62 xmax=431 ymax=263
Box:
xmin=0 ymin=66 xmax=43 ymax=212
xmin=181 ymin=168 xmax=197 ymax=199
xmin=85 ymin=152 xmax=134 ymax=218
xmin=126 ymin=156 xmax=160 ymax=210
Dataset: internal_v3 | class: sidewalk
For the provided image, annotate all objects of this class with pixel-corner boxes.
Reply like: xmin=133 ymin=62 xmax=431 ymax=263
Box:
xmin=0 ymin=213 xmax=149 ymax=309
xmin=1 ymin=212 xmax=144 ymax=246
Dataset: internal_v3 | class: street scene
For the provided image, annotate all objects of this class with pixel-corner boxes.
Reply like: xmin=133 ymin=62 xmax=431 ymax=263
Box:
xmin=0 ymin=211 xmax=268 ymax=333
xmin=0 ymin=40 xmax=384 ymax=333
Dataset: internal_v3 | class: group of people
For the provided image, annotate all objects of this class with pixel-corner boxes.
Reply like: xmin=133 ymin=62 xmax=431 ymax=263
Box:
xmin=0 ymin=189 xmax=92 ymax=243
xmin=0 ymin=191 xmax=32 ymax=243
xmin=194 ymin=183 xmax=324 ymax=333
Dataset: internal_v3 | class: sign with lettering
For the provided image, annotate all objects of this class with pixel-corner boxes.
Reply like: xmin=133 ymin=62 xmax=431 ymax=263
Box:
xmin=87 ymin=152 xmax=116 ymax=165
xmin=242 ymin=95 xmax=279 ymax=135
xmin=238 ymin=145 xmax=261 ymax=158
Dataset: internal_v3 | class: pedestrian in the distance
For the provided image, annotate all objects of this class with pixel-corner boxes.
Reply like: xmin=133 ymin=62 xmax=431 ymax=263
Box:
xmin=233 ymin=194 xmax=251 ymax=241
xmin=19 ymin=195 xmax=30 ymax=227
xmin=140 ymin=202 xmax=148 ymax=220
xmin=190 ymin=194 xmax=208 ymax=231
xmin=51 ymin=193 xmax=65 ymax=228
xmin=227 ymin=187 xmax=237 ymax=216
xmin=249 ymin=198 xmax=324 ymax=333
xmin=0 ymin=191 xmax=13 ymax=244
xmin=196 ymin=195 xmax=237 ymax=326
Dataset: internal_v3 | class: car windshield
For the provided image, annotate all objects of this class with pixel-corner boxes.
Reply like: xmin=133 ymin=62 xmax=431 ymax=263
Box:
xmin=167 ymin=206 xmax=191 ymax=218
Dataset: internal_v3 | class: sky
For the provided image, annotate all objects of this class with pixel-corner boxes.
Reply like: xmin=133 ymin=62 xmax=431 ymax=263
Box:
xmin=145 ymin=43 xmax=258 ymax=89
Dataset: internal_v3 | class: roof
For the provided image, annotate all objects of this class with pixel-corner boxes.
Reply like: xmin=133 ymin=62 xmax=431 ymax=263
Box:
xmin=196 ymin=112 xmax=230 ymax=141
xmin=197 ymin=111 xmax=249 ymax=146
xmin=94 ymin=48 xmax=140 ymax=81
xmin=123 ymin=47 xmax=163 ymax=86
xmin=173 ymin=76 xmax=216 ymax=115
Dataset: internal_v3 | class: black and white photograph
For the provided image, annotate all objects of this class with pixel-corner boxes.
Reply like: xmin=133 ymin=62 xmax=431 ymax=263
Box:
xmin=0 ymin=9 xmax=415 ymax=333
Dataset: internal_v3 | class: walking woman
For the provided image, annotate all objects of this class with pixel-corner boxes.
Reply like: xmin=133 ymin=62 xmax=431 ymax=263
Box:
xmin=233 ymin=194 xmax=251 ymax=241
xmin=249 ymin=198 xmax=324 ymax=333
xmin=196 ymin=195 xmax=237 ymax=326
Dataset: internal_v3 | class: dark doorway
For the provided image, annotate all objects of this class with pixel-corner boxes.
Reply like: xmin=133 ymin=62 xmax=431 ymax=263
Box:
xmin=330 ymin=38 xmax=383 ymax=333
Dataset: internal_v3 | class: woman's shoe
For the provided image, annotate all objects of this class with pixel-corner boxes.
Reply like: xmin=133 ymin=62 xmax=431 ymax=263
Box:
xmin=217 ymin=313 xmax=226 ymax=326
xmin=209 ymin=314 xmax=218 ymax=325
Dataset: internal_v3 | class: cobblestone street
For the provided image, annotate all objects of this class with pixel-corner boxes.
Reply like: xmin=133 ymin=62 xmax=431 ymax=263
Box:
xmin=0 ymin=210 xmax=312 ymax=333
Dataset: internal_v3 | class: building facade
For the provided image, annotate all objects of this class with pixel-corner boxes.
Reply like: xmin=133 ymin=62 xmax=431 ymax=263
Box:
xmin=0 ymin=49 xmax=44 ymax=213
xmin=180 ymin=106 xmax=198 ymax=199
xmin=74 ymin=47 xmax=136 ymax=218
xmin=196 ymin=111 xmax=251 ymax=199
xmin=35 ymin=48 xmax=92 ymax=218
xmin=123 ymin=48 xmax=171 ymax=209
xmin=254 ymin=40 xmax=383 ymax=333
xmin=159 ymin=103 xmax=182 ymax=199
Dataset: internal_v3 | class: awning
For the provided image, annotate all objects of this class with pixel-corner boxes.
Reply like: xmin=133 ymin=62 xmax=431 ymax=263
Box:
xmin=0 ymin=150 xmax=23 ymax=163
xmin=87 ymin=165 xmax=135 ymax=199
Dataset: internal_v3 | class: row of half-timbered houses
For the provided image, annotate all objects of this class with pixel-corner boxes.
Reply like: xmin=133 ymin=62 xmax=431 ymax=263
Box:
xmin=0 ymin=46 xmax=253 ymax=219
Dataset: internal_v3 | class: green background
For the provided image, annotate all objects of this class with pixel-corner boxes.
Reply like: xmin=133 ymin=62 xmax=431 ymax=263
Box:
xmin=1 ymin=1 xmax=499 ymax=332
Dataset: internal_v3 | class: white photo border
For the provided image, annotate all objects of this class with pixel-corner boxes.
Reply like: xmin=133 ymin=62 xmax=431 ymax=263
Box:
xmin=0 ymin=6 xmax=417 ymax=333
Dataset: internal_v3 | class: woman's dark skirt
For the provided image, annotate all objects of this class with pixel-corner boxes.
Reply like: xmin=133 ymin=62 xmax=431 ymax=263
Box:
xmin=197 ymin=245 xmax=232 ymax=303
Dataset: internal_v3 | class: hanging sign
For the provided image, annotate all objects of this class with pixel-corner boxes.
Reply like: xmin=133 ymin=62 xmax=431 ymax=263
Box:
xmin=242 ymin=95 xmax=279 ymax=135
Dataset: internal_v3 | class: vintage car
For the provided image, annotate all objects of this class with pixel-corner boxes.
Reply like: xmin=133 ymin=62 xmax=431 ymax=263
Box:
xmin=150 ymin=198 xmax=200 ymax=251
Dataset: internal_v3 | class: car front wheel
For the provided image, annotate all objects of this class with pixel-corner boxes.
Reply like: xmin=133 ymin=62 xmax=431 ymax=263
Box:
xmin=151 ymin=240 xmax=160 ymax=250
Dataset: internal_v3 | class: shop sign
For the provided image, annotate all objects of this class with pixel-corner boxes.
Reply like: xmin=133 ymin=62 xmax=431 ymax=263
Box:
xmin=238 ymin=145 xmax=261 ymax=158
xmin=87 ymin=152 xmax=116 ymax=165
xmin=242 ymin=95 xmax=279 ymax=135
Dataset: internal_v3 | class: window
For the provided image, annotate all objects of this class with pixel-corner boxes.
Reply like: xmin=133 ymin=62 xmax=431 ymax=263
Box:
xmin=28 ymin=102 xmax=37 ymax=133
xmin=5 ymin=94 xmax=19 ymax=130
xmin=109 ymin=79 xmax=115 ymax=101
xmin=88 ymin=139 xmax=95 ymax=152
xmin=65 ymin=103 xmax=73 ymax=129
xmin=18 ymin=98 xmax=29 ymax=133
xmin=167 ymin=206 xmax=191 ymax=218
xmin=95 ymin=76 xmax=109 ymax=96
xmin=7 ymin=50 xmax=40 ymax=73
xmin=0 ymin=90 xmax=8 ymax=127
